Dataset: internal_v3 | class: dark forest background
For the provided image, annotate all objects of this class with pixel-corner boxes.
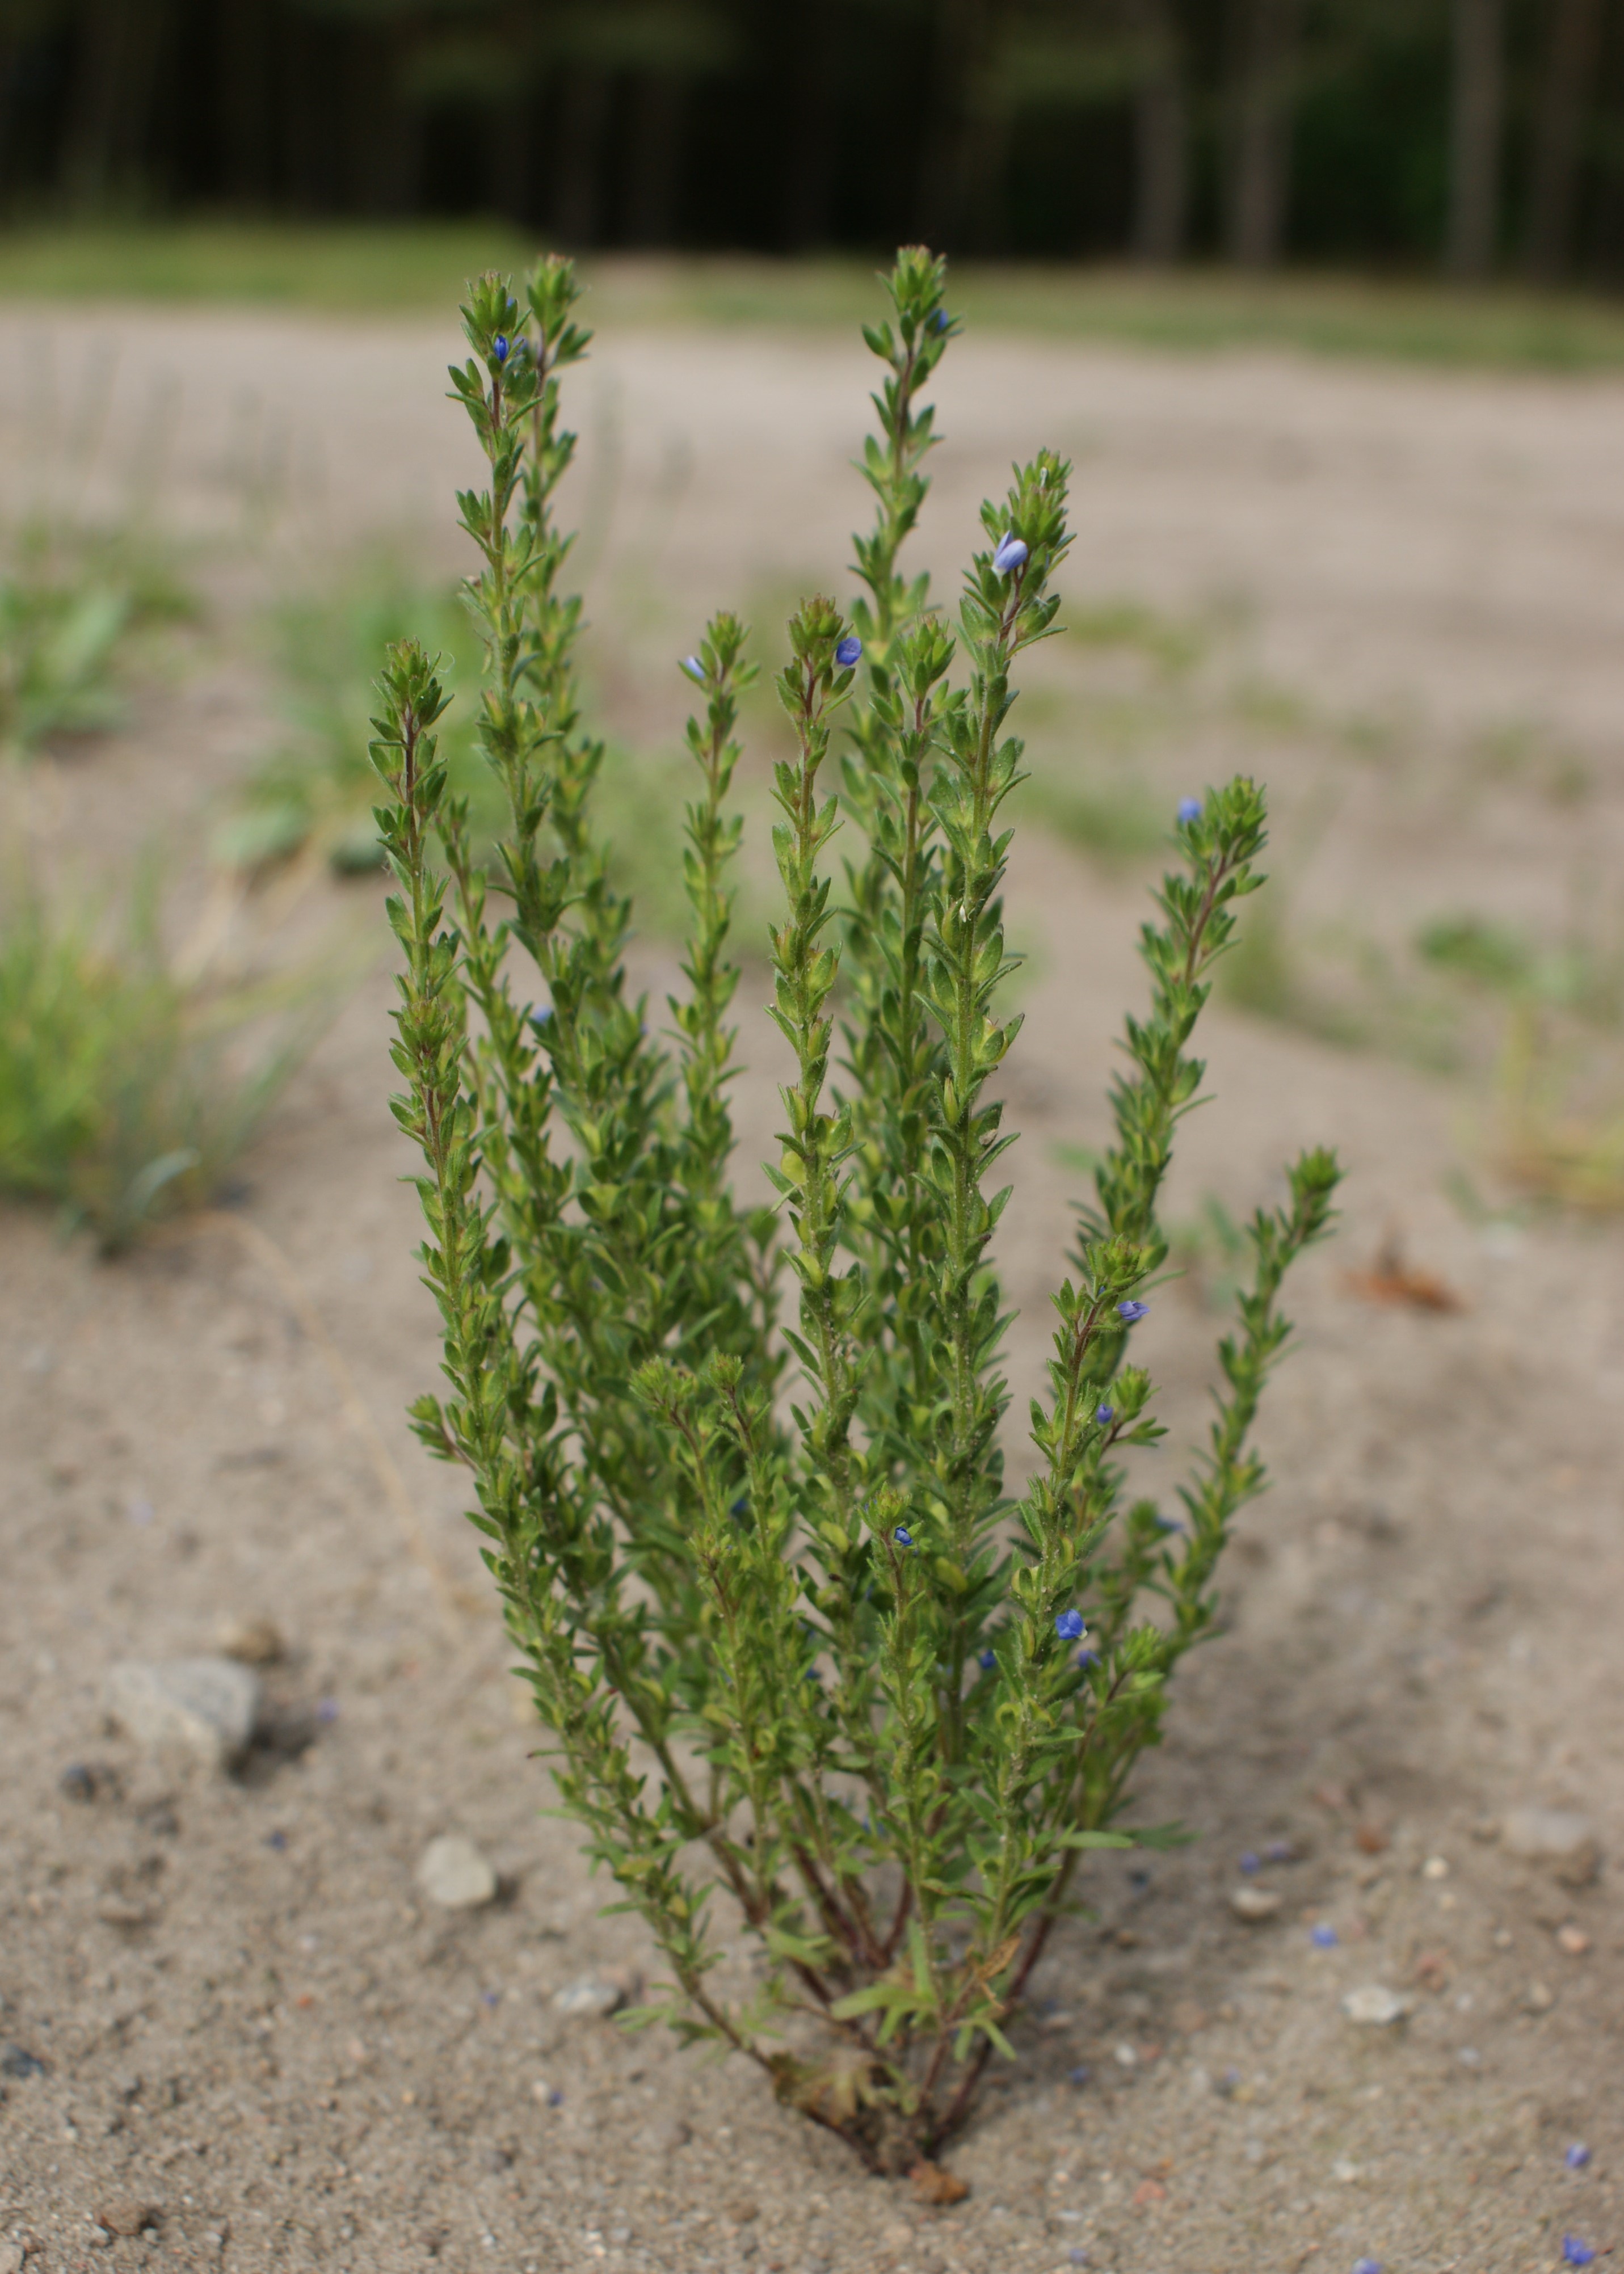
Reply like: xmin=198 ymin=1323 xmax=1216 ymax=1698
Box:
xmin=0 ymin=1 xmax=1619 ymax=283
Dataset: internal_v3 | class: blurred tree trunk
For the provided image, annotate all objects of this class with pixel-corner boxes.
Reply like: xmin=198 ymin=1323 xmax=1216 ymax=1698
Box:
xmin=1124 ymin=0 xmax=1188 ymax=262
xmin=1524 ymin=0 xmax=1605 ymax=281
xmin=219 ymin=0 xmax=276 ymax=207
xmin=60 ymin=0 xmax=174 ymax=207
xmin=1227 ymin=0 xmax=1299 ymax=269
xmin=624 ymin=71 xmax=684 ymax=245
xmin=1445 ymin=0 xmax=1504 ymax=277
xmin=917 ymin=0 xmax=1002 ymax=250
xmin=554 ymin=62 xmax=611 ymax=246
xmin=782 ymin=12 xmax=840 ymax=250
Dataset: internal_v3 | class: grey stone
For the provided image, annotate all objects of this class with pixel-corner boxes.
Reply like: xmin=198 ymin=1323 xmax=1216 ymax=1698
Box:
xmin=1501 ymin=1807 xmax=1601 ymax=1888
xmin=552 ymin=1971 xmax=631 ymax=2018
xmin=106 ymin=1658 xmax=262 ymax=1770
xmin=415 ymin=1834 xmax=498 ymax=1910
xmin=1340 ymin=1984 xmax=1412 ymax=2026
xmin=1229 ymin=1885 xmax=1282 ymax=1922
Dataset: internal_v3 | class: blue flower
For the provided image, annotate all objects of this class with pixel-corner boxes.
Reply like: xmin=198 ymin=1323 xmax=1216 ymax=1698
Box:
xmin=680 ymin=655 xmax=706 ymax=683
xmin=1177 ymin=797 xmax=1202 ymax=824
xmin=1067 ymin=2065 xmax=1090 ymax=2088
xmin=1310 ymin=1922 xmax=1339 ymax=1948
xmin=1116 ymin=1299 xmax=1148 ymax=1323
xmin=1095 ymin=1404 xmax=1114 ymax=1425
xmin=1152 ymin=1515 xmax=1184 ymax=1535
xmin=481 ymin=1988 xmax=500 ymax=2008
xmin=1563 ymin=2242 xmax=1597 ymax=2269
xmin=893 ymin=1525 xmax=914 ymax=1548
xmin=1352 ymin=2262 xmax=1382 ymax=2274
xmin=493 ymin=335 xmax=510 ymax=363
xmin=1239 ymin=1851 xmax=1260 ymax=1875
xmin=929 ymin=309 xmax=949 ymax=334
xmin=266 ymin=1829 xmax=288 ymax=1851
xmin=1055 ymin=1608 xmax=1086 ymax=1641
xmin=1076 ymin=1648 xmax=1099 ymax=1671
xmin=978 ymin=1648 xmax=997 ymax=1671
xmin=317 ymin=1698 xmax=339 ymax=1724
xmin=835 ymin=635 xmax=863 ymax=668
xmin=1566 ymin=2144 xmax=1592 ymax=2169
xmin=1265 ymin=1839 xmax=1295 ymax=1863
xmin=992 ymin=532 xmax=1029 ymax=576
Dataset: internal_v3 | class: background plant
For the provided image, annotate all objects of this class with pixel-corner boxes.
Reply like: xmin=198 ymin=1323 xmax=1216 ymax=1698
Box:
xmin=0 ymin=523 xmax=193 ymax=757
xmin=0 ymin=858 xmax=335 ymax=1251
xmin=375 ymin=249 xmax=1340 ymax=2172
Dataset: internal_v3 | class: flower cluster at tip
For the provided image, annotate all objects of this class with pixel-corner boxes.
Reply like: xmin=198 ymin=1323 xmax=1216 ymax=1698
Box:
xmin=991 ymin=531 xmax=1029 ymax=576
xmin=1055 ymin=1608 xmax=1087 ymax=1641
xmin=1177 ymin=796 xmax=1202 ymax=824
xmin=1116 ymin=1299 xmax=1148 ymax=1323
xmin=834 ymin=634 xmax=863 ymax=668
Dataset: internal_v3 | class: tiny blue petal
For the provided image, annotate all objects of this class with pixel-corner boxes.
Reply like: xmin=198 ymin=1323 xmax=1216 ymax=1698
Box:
xmin=1567 ymin=2144 xmax=1592 ymax=2169
xmin=548 ymin=2087 xmax=564 ymax=2107
xmin=978 ymin=1648 xmax=997 ymax=1671
xmin=893 ymin=1525 xmax=914 ymax=1548
xmin=1076 ymin=1648 xmax=1099 ymax=1670
xmin=1055 ymin=1608 xmax=1086 ymax=1641
xmin=992 ymin=532 xmax=1029 ymax=575
xmin=481 ymin=1989 xmax=500 ymax=2007
xmin=1239 ymin=1851 xmax=1260 ymax=1875
xmin=1067 ymin=2065 xmax=1090 ymax=2087
xmin=493 ymin=335 xmax=510 ymax=363
xmin=1116 ymin=1299 xmax=1149 ymax=1323
xmin=266 ymin=1829 xmax=288 ymax=1851
xmin=680 ymin=655 xmax=706 ymax=682
xmin=1265 ymin=1839 xmax=1295 ymax=1863
xmin=1310 ymin=1922 xmax=1339 ymax=1948
xmin=1177 ymin=797 xmax=1202 ymax=824
xmin=1352 ymin=2262 xmax=1382 ymax=2274
xmin=929 ymin=309 xmax=949 ymax=333
xmin=317 ymin=1698 xmax=339 ymax=1724
xmin=835 ymin=635 xmax=863 ymax=667
xmin=1095 ymin=1404 xmax=1114 ymax=1425
xmin=1563 ymin=2243 xmax=1597 ymax=2269
xmin=1152 ymin=1515 xmax=1184 ymax=1535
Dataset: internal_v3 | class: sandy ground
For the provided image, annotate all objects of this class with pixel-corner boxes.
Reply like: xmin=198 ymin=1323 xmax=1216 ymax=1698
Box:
xmin=2 ymin=295 xmax=1623 ymax=2274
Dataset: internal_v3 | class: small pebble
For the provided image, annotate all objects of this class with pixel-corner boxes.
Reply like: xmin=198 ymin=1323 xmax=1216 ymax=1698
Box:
xmin=94 ymin=2200 xmax=161 ymax=2239
xmin=1113 ymin=2043 xmax=1138 ymax=2068
xmin=1555 ymin=1924 xmax=1591 ymax=1956
xmin=1229 ymin=1885 xmax=1282 ymax=1923
xmin=1525 ymin=1980 xmax=1555 ymax=2013
xmin=1421 ymin=1854 xmax=1449 ymax=1880
xmin=217 ymin=1616 xmax=287 ymax=1667
xmin=1341 ymin=1984 xmax=1411 ymax=2027
xmin=1264 ymin=1838 xmax=1297 ymax=1863
xmin=1 ymin=2043 xmax=45 ymax=2079
xmin=105 ymin=1657 xmax=263 ymax=1771
xmin=1501 ymin=1807 xmax=1601 ymax=1888
xmin=552 ymin=1973 xmax=631 ymax=2018
xmin=416 ymin=1834 xmax=498 ymax=1910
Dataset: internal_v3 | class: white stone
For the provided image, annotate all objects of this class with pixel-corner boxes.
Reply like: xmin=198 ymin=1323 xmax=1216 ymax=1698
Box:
xmin=1501 ymin=1807 xmax=1600 ymax=1887
xmin=1341 ymin=1984 xmax=1412 ymax=2027
xmin=106 ymin=1658 xmax=262 ymax=1769
xmin=415 ymin=1834 xmax=498 ymax=1910
xmin=1229 ymin=1885 xmax=1282 ymax=1923
xmin=552 ymin=1973 xmax=628 ymax=2019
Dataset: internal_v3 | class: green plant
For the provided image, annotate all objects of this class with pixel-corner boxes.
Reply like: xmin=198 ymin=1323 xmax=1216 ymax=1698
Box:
xmin=0 ymin=863 xmax=331 ymax=1250
xmin=375 ymin=250 xmax=1340 ymax=2171
xmin=0 ymin=526 xmax=191 ymax=755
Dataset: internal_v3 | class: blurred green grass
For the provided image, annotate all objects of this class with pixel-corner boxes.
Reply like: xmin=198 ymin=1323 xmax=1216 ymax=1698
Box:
xmin=6 ymin=225 xmax=1624 ymax=369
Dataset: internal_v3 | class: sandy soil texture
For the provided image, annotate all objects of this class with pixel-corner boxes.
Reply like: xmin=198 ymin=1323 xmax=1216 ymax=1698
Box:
xmin=1 ymin=298 xmax=1622 ymax=2274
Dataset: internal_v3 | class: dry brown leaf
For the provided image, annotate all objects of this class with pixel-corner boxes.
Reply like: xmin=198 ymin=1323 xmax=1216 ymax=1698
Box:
xmin=909 ymin=2161 xmax=970 ymax=2206
xmin=1345 ymin=1233 xmax=1464 ymax=1314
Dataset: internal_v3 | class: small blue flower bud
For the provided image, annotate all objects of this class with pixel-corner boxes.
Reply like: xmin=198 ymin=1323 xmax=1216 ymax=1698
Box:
xmin=1309 ymin=1922 xmax=1339 ymax=1948
xmin=1177 ymin=797 xmax=1202 ymax=824
xmin=1095 ymin=1403 xmax=1114 ymax=1425
xmin=1567 ymin=2144 xmax=1592 ymax=2170
xmin=1076 ymin=1648 xmax=1099 ymax=1671
xmin=1239 ymin=1850 xmax=1260 ymax=1875
xmin=680 ymin=655 xmax=706 ymax=683
xmin=992 ymin=532 xmax=1029 ymax=576
xmin=1152 ymin=1515 xmax=1184 ymax=1535
xmin=493 ymin=335 xmax=510 ymax=363
xmin=1116 ymin=1299 xmax=1148 ymax=1323
xmin=835 ymin=635 xmax=863 ymax=668
xmin=1564 ymin=2242 xmax=1597 ymax=2269
xmin=929 ymin=309 xmax=949 ymax=333
xmin=1055 ymin=1608 xmax=1086 ymax=1641
xmin=893 ymin=1525 xmax=913 ymax=1548
xmin=977 ymin=1648 xmax=996 ymax=1671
